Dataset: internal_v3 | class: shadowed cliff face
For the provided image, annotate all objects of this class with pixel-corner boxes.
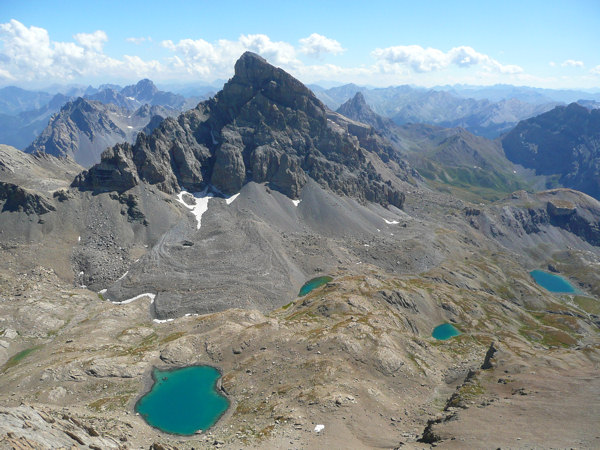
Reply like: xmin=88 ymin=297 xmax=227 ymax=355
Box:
xmin=502 ymin=103 xmax=600 ymax=199
xmin=74 ymin=52 xmax=408 ymax=209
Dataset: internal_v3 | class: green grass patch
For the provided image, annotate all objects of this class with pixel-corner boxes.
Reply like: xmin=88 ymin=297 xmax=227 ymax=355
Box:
xmin=416 ymin=161 xmax=531 ymax=202
xmin=2 ymin=346 xmax=41 ymax=372
xmin=88 ymin=394 xmax=131 ymax=412
xmin=161 ymin=331 xmax=185 ymax=343
xmin=573 ymin=296 xmax=600 ymax=315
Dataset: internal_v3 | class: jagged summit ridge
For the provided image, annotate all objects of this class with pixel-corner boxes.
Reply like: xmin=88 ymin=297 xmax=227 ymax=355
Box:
xmin=74 ymin=52 xmax=409 ymax=208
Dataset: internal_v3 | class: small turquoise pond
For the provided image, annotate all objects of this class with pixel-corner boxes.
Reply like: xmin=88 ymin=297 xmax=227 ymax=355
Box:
xmin=530 ymin=270 xmax=576 ymax=293
xmin=135 ymin=366 xmax=229 ymax=435
xmin=298 ymin=276 xmax=333 ymax=296
xmin=432 ymin=323 xmax=461 ymax=340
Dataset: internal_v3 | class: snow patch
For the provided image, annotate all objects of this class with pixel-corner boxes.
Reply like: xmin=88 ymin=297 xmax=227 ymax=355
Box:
xmin=98 ymin=289 xmax=107 ymax=295
xmin=314 ymin=424 xmax=325 ymax=432
xmin=176 ymin=189 xmax=214 ymax=230
xmin=176 ymin=187 xmax=239 ymax=229
xmin=292 ymin=199 xmax=301 ymax=207
xmin=126 ymin=96 xmax=135 ymax=100
xmin=225 ymin=193 xmax=240 ymax=205
xmin=112 ymin=292 xmax=156 ymax=305
xmin=383 ymin=218 xmax=400 ymax=224
xmin=153 ymin=318 xmax=174 ymax=323
xmin=127 ymin=125 xmax=133 ymax=129
xmin=77 ymin=236 xmax=81 ymax=242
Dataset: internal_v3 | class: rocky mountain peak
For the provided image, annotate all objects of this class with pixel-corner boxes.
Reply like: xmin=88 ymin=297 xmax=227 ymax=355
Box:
xmin=233 ymin=51 xmax=269 ymax=78
xmin=337 ymin=92 xmax=374 ymax=118
xmin=69 ymin=96 xmax=94 ymax=111
xmin=219 ymin=51 xmax=319 ymax=115
xmin=348 ymin=91 xmax=368 ymax=109
xmin=337 ymin=91 xmax=397 ymax=134
xmin=74 ymin=52 xmax=409 ymax=208
xmin=121 ymin=79 xmax=159 ymax=101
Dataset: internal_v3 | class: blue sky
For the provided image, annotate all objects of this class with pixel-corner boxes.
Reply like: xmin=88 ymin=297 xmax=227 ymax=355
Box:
xmin=1 ymin=0 xmax=599 ymax=89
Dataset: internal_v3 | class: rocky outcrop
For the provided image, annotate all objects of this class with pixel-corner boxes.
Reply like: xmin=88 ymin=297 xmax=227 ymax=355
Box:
xmin=0 ymin=406 xmax=121 ymax=448
xmin=378 ymin=289 xmax=419 ymax=312
xmin=481 ymin=341 xmax=499 ymax=370
xmin=74 ymin=52 xmax=408 ymax=208
xmin=470 ymin=189 xmax=600 ymax=249
xmin=547 ymin=199 xmax=576 ymax=217
xmin=0 ymin=182 xmax=55 ymax=214
xmin=72 ymin=143 xmax=139 ymax=193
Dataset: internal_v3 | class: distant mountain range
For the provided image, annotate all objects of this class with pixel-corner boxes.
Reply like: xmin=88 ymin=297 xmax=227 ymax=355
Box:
xmin=436 ymin=84 xmax=600 ymax=104
xmin=312 ymin=83 xmax=562 ymax=138
xmin=0 ymin=93 xmax=70 ymax=152
xmin=25 ymin=98 xmax=179 ymax=167
xmin=0 ymin=87 xmax=55 ymax=115
xmin=0 ymin=80 xmax=212 ymax=150
xmin=3 ymin=77 xmax=600 ymax=192
xmin=336 ymin=92 xmax=533 ymax=201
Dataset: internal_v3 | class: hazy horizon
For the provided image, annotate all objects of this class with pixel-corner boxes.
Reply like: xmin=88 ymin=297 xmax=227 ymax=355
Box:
xmin=1 ymin=0 xmax=599 ymax=90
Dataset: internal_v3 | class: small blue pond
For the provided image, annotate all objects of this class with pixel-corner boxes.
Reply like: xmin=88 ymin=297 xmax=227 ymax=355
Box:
xmin=135 ymin=366 xmax=229 ymax=435
xmin=432 ymin=323 xmax=461 ymax=340
xmin=298 ymin=276 xmax=333 ymax=296
xmin=530 ymin=270 xmax=577 ymax=294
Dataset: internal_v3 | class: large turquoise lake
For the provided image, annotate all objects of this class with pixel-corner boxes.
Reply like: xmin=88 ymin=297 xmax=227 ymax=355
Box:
xmin=432 ymin=323 xmax=461 ymax=340
xmin=299 ymin=276 xmax=333 ymax=296
xmin=135 ymin=366 xmax=229 ymax=435
xmin=530 ymin=270 xmax=576 ymax=293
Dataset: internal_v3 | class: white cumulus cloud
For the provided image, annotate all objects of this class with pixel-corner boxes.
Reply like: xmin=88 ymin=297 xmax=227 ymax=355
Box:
xmin=0 ymin=20 xmax=545 ymax=88
xmin=299 ymin=33 xmax=344 ymax=58
xmin=73 ymin=30 xmax=107 ymax=52
xmin=161 ymin=34 xmax=300 ymax=78
xmin=0 ymin=20 xmax=161 ymax=82
xmin=561 ymin=59 xmax=584 ymax=68
xmin=372 ymin=44 xmax=522 ymax=74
